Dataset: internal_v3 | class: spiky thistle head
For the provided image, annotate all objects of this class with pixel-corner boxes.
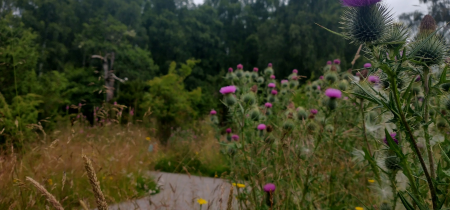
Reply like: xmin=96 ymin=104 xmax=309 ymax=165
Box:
xmin=341 ymin=4 xmax=393 ymax=44
xmin=341 ymin=0 xmax=381 ymax=7
xmin=242 ymin=92 xmax=256 ymax=105
xmin=383 ymin=22 xmax=409 ymax=50
xmin=408 ymin=32 xmax=447 ymax=66
xmin=338 ymin=80 xmax=349 ymax=91
xmin=297 ymin=107 xmax=308 ymax=120
xmin=442 ymin=95 xmax=450 ymax=111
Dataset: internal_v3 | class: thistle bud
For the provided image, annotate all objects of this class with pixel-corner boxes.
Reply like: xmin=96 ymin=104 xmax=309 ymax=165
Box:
xmin=257 ymin=77 xmax=265 ymax=84
xmin=297 ymin=107 xmax=308 ymax=120
xmin=264 ymin=68 xmax=274 ymax=76
xmin=251 ymin=72 xmax=258 ymax=80
xmin=338 ymin=80 xmax=349 ymax=91
xmin=384 ymin=151 xmax=401 ymax=171
xmin=250 ymin=109 xmax=260 ymax=121
xmin=244 ymin=71 xmax=251 ymax=79
xmin=290 ymin=79 xmax=299 ymax=88
xmin=242 ymin=93 xmax=256 ymax=106
xmin=283 ymin=120 xmax=295 ymax=131
xmin=419 ymin=15 xmax=437 ymax=35
xmin=437 ymin=118 xmax=447 ymax=130
xmin=236 ymin=69 xmax=244 ymax=78
xmin=225 ymin=94 xmax=237 ymax=106
xmin=325 ymin=73 xmax=338 ymax=84
xmin=307 ymin=122 xmax=318 ymax=134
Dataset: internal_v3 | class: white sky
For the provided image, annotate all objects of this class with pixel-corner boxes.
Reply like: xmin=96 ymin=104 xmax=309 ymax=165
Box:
xmin=192 ymin=0 xmax=429 ymax=16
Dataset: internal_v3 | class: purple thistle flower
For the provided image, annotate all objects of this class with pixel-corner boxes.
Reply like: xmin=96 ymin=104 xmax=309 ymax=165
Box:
xmin=334 ymin=59 xmax=341 ymax=65
xmin=232 ymin=134 xmax=239 ymax=141
xmin=327 ymin=61 xmax=332 ymax=65
xmin=310 ymin=109 xmax=318 ymax=115
xmin=416 ymin=76 xmax=421 ymax=82
xmin=263 ymin=183 xmax=276 ymax=193
xmin=364 ymin=63 xmax=372 ymax=68
xmin=265 ymin=103 xmax=273 ymax=108
xmin=292 ymin=69 xmax=298 ymax=74
xmin=228 ymin=67 xmax=233 ymax=72
xmin=77 ymin=114 xmax=80 ymax=119
xmin=268 ymin=63 xmax=273 ymax=67
xmin=319 ymin=76 xmax=324 ymax=80
xmin=130 ymin=108 xmax=134 ymax=116
xmin=325 ymin=89 xmax=342 ymax=99
xmin=317 ymin=86 xmax=321 ymax=91
xmin=270 ymin=75 xmax=276 ymax=79
xmin=268 ymin=83 xmax=276 ymax=88
xmin=253 ymin=67 xmax=259 ymax=72
xmin=210 ymin=110 xmax=217 ymax=115
xmin=257 ymin=124 xmax=267 ymax=130
xmin=383 ymin=133 xmax=399 ymax=145
xmin=78 ymin=103 xmax=82 ymax=107
xmin=368 ymin=75 xmax=380 ymax=83
xmin=341 ymin=0 xmax=382 ymax=7
xmin=66 ymin=105 xmax=69 ymax=110
xmin=220 ymin=86 xmax=237 ymax=95
xmin=271 ymin=90 xmax=278 ymax=95
xmin=281 ymin=80 xmax=288 ymax=84
xmin=226 ymin=128 xmax=232 ymax=133
xmin=114 ymin=101 xmax=117 ymax=105
xmin=237 ymin=64 xmax=243 ymax=69
xmin=344 ymin=97 xmax=349 ymax=100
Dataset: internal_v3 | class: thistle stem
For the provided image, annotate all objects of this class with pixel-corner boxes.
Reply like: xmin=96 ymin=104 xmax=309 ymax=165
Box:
xmin=423 ymin=70 xmax=436 ymax=180
xmin=389 ymin=171 xmax=398 ymax=210
xmin=359 ymin=99 xmax=372 ymax=155
xmin=391 ymin=77 xmax=437 ymax=209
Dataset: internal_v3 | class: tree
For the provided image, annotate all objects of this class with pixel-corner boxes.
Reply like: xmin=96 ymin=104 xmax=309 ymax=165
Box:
xmin=141 ymin=59 xmax=202 ymax=143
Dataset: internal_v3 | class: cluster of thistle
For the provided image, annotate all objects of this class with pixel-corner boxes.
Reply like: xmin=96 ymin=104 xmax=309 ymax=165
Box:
xmin=305 ymin=59 xmax=353 ymax=100
xmin=333 ymin=0 xmax=450 ymax=209
xmin=211 ymin=63 xmax=321 ymax=208
xmin=210 ymin=58 xmax=379 ymax=208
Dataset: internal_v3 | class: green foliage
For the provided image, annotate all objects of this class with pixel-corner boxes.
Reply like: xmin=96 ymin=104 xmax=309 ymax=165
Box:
xmin=135 ymin=175 xmax=159 ymax=197
xmin=142 ymin=60 xmax=202 ymax=142
xmin=0 ymin=15 xmax=39 ymax=102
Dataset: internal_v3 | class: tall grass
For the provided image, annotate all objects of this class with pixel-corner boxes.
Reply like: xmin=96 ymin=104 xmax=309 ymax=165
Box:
xmin=0 ymin=124 xmax=158 ymax=209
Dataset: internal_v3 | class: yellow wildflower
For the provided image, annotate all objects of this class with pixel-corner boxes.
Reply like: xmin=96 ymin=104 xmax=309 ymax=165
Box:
xmin=197 ymin=198 xmax=208 ymax=205
xmin=195 ymin=152 xmax=199 ymax=156
xmin=232 ymin=183 xmax=246 ymax=188
xmin=368 ymin=179 xmax=375 ymax=183
xmin=214 ymin=173 xmax=218 ymax=178
xmin=146 ymin=137 xmax=151 ymax=141
xmin=109 ymin=176 xmax=113 ymax=180
xmin=355 ymin=207 xmax=364 ymax=210
xmin=47 ymin=179 xmax=53 ymax=185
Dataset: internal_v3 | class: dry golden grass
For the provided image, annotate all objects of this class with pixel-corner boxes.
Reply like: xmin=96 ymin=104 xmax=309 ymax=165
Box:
xmin=0 ymin=123 xmax=158 ymax=209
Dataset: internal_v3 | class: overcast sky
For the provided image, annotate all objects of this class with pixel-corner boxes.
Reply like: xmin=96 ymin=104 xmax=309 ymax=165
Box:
xmin=192 ymin=0 xmax=429 ymax=16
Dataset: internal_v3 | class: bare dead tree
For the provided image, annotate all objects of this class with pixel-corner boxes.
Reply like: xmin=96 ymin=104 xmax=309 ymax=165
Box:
xmin=92 ymin=52 xmax=127 ymax=102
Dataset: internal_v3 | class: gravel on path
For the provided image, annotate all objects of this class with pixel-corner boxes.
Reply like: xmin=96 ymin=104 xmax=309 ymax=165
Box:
xmin=108 ymin=172 xmax=239 ymax=210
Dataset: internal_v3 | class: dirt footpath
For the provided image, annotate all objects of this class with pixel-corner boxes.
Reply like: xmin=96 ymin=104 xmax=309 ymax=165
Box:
xmin=108 ymin=172 xmax=238 ymax=210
